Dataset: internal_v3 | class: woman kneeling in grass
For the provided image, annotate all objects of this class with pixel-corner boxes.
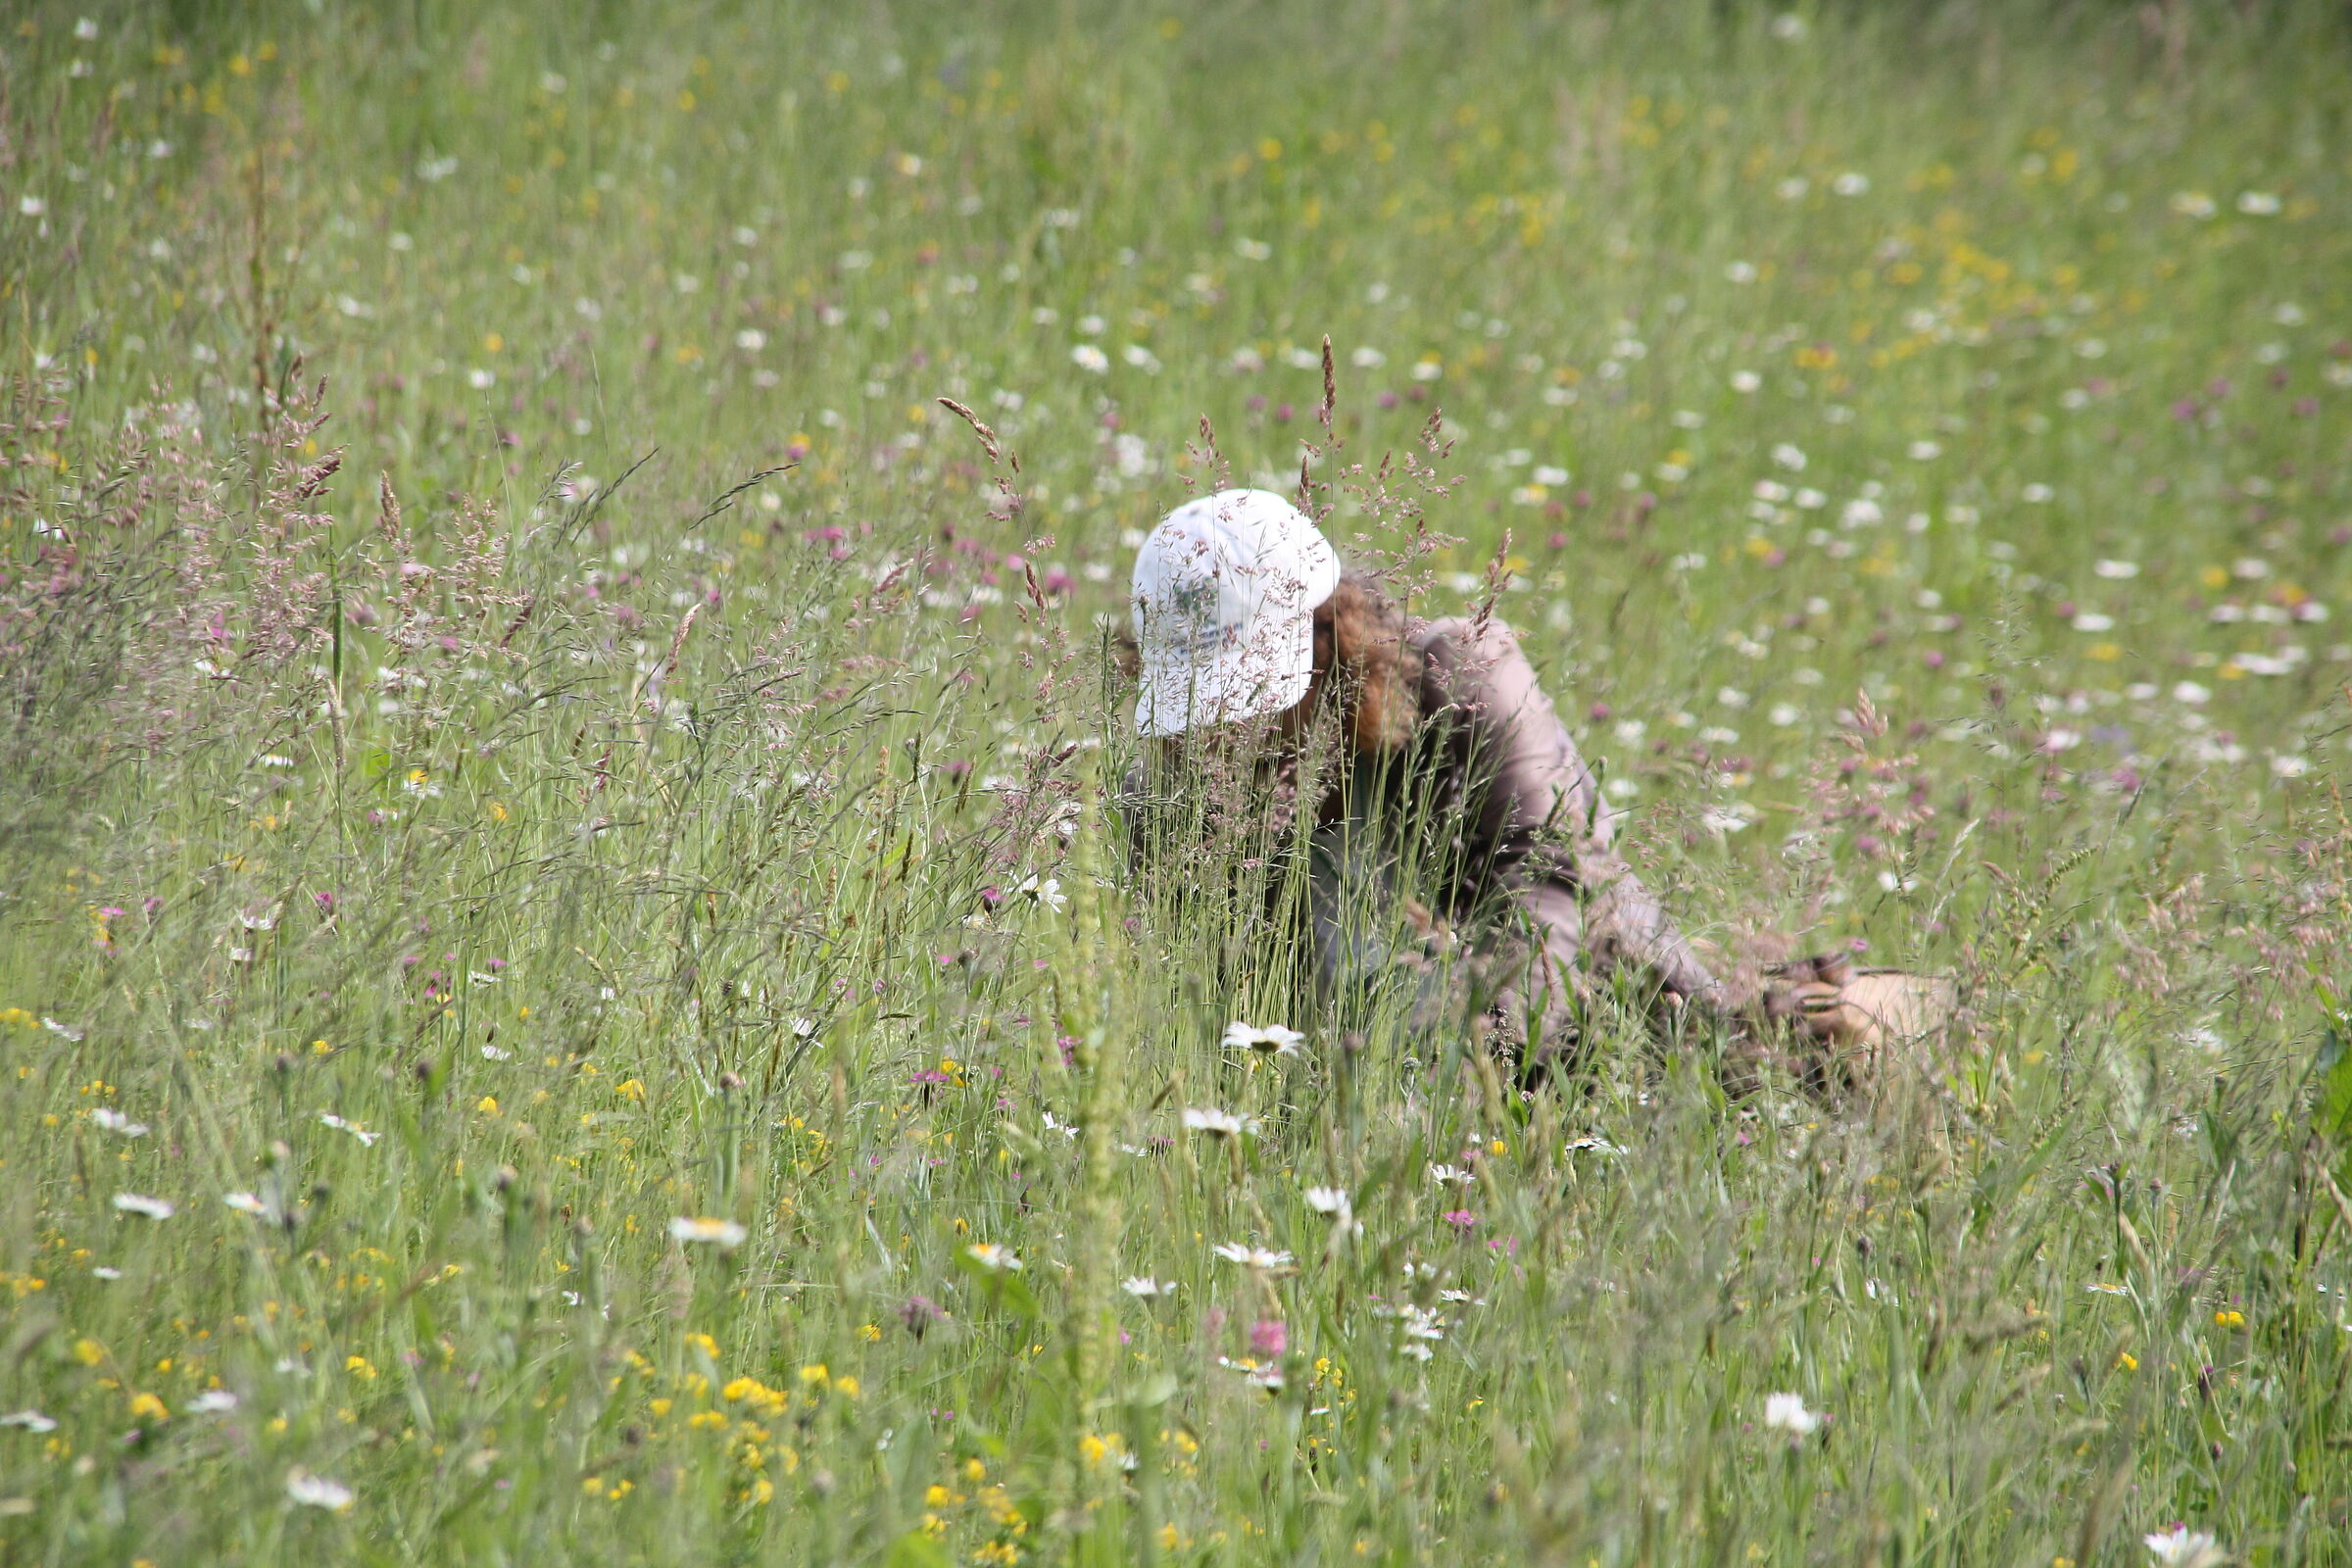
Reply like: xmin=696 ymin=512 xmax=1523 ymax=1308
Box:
xmin=1116 ymin=487 xmax=1945 ymax=1092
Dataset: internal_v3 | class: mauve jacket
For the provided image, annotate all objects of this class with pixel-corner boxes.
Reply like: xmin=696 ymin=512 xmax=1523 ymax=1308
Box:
xmin=1119 ymin=571 xmax=1729 ymax=1040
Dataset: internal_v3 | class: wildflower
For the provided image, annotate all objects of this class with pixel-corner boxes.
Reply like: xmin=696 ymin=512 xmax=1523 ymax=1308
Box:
xmin=91 ymin=1107 xmax=149 ymax=1137
xmin=2142 ymin=1527 xmax=2225 ymax=1568
xmin=966 ymin=1243 xmax=1021 ymax=1272
xmin=223 ymin=1192 xmax=270 ymax=1217
xmin=318 ymin=1113 xmax=378 ymax=1147
xmin=1216 ymin=1355 xmax=1285 ymax=1390
xmin=112 ymin=1194 xmax=174 ymax=1221
xmin=1564 ymin=1136 xmax=1627 ymax=1155
xmin=1120 ymin=1277 xmax=1173 ymax=1298
xmin=1831 ymin=172 xmax=1870 ymax=196
xmin=1302 ymin=1187 xmax=1352 ymax=1222
xmin=1763 ymin=1392 xmax=1822 ymax=1436
xmin=2235 ymin=191 xmax=2280 ymax=217
xmin=1222 ymin=1020 xmax=1305 ymax=1056
xmin=1250 ymin=1319 xmax=1288 ymax=1356
xmin=1400 ymin=1305 xmax=1446 ymax=1342
xmin=667 ymin=1216 xmax=748 ymax=1250
xmin=189 ymin=1391 xmax=239 ymax=1414
xmin=127 ymin=1392 xmax=170 ymax=1422
xmin=285 ymin=1469 xmax=356 ymax=1511
xmin=1428 ymin=1163 xmax=1475 ymax=1188
xmin=0 ymin=1410 xmax=58 ymax=1433
xmin=1071 ymin=344 xmax=1110 ymax=374
xmin=1013 ymin=874 xmax=1067 ymax=911
xmin=1181 ymin=1107 xmax=1259 ymax=1139
xmin=1210 ymin=1243 xmax=1295 ymax=1270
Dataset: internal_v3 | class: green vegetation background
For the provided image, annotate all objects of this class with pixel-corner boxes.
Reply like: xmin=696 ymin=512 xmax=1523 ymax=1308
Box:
xmin=3 ymin=1 xmax=2352 ymax=1563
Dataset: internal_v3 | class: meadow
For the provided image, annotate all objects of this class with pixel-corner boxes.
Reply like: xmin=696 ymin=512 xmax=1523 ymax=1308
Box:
xmin=4 ymin=0 xmax=2352 ymax=1561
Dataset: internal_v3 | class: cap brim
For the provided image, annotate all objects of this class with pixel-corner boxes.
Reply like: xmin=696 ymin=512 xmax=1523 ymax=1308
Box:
xmin=1133 ymin=612 xmax=1314 ymax=738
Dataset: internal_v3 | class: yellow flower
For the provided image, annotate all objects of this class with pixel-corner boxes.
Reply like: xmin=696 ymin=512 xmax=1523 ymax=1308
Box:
xmin=858 ymin=1322 xmax=881 ymax=1343
xmin=614 ymin=1079 xmax=645 ymax=1102
xmin=832 ymin=1375 xmax=859 ymax=1398
xmin=475 ymin=1096 xmax=499 ymax=1117
xmin=798 ymin=1363 xmax=828 ymax=1385
xmin=74 ymin=1339 xmax=105 ymax=1366
xmin=128 ymin=1392 xmax=170 ymax=1421
xmin=925 ymin=1484 xmax=952 ymax=1507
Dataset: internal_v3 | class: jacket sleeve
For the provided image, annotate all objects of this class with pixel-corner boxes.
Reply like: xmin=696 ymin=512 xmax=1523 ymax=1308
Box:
xmin=1415 ymin=614 xmax=1729 ymax=1011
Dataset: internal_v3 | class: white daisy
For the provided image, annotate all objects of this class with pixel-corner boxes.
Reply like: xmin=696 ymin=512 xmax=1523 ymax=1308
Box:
xmin=1222 ymin=1021 xmax=1306 ymax=1056
xmin=1209 ymin=1243 xmax=1294 ymax=1270
xmin=666 ymin=1216 xmax=748 ymax=1249
xmin=285 ymin=1468 xmax=356 ymax=1511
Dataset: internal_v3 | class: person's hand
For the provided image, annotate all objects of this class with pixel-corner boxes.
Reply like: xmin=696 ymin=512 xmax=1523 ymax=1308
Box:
xmin=1761 ymin=954 xmax=1953 ymax=1091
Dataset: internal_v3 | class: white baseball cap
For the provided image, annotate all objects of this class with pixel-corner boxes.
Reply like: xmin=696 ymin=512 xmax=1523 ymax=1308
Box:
xmin=1130 ymin=488 xmax=1340 ymax=738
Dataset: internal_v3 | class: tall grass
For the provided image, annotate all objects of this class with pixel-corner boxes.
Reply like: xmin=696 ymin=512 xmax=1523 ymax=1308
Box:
xmin=4 ymin=1 xmax=2352 ymax=1562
